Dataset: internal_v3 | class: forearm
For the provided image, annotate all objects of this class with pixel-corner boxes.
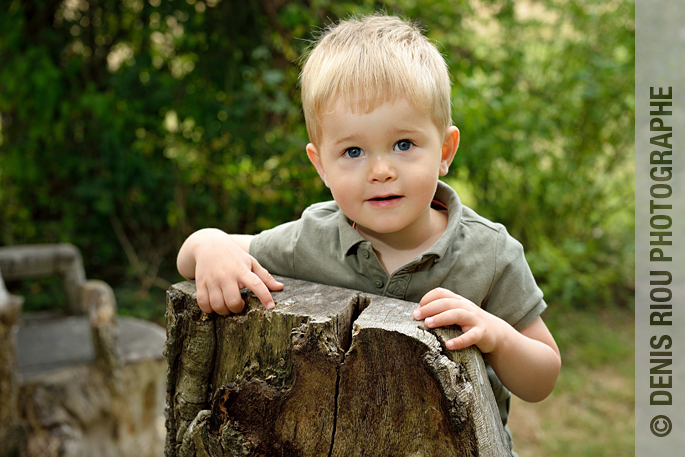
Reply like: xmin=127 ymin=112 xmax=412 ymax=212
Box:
xmin=177 ymin=228 xmax=253 ymax=279
xmin=486 ymin=322 xmax=561 ymax=402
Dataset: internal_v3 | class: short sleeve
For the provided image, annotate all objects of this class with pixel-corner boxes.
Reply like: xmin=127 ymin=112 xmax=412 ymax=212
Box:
xmin=249 ymin=219 xmax=301 ymax=277
xmin=483 ymin=228 xmax=547 ymax=331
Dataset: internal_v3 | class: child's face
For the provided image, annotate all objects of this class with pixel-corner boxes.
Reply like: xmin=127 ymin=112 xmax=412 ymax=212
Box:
xmin=306 ymin=98 xmax=459 ymax=239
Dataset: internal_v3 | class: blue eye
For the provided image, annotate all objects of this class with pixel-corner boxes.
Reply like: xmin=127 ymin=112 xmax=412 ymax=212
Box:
xmin=344 ymin=147 xmax=364 ymax=158
xmin=394 ymin=140 xmax=413 ymax=152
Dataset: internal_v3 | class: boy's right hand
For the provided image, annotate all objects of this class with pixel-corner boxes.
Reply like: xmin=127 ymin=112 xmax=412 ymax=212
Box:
xmin=177 ymin=229 xmax=284 ymax=315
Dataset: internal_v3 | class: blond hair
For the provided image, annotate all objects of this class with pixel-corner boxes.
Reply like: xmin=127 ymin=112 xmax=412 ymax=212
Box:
xmin=300 ymin=14 xmax=452 ymax=146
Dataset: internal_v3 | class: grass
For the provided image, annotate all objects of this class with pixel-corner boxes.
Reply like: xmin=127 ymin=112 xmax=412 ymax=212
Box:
xmin=509 ymin=306 xmax=635 ymax=457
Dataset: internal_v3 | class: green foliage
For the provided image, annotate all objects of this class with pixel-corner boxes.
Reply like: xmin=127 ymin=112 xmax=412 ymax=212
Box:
xmin=436 ymin=0 xmax=635 ymax=310
xmin=0 ymin=0 xmax=633 ymax=314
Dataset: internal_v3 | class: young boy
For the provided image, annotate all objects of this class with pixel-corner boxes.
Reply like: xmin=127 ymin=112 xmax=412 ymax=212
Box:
xmin=178 ymin=13 xmax=560 ymax=453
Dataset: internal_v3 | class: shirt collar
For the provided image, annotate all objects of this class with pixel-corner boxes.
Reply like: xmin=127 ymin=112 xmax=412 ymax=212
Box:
xmin=421 ymin=180 xmax=463 ymax=261
xmin=337 ymin=180 xmax=463 ymax=260
xmin=339 ymin=210 xmax=368 ymax=258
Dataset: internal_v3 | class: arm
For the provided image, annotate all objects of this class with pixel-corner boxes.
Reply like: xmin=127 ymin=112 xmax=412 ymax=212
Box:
xmin=177 ymin=228 xmax=283 ymax=315
xmin=414 ymin=288 xmax=560 ymax=402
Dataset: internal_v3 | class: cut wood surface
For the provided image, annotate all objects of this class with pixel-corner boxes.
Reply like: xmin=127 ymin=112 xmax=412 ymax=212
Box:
xmin=165 ymin=276 xmax=511 ymax=457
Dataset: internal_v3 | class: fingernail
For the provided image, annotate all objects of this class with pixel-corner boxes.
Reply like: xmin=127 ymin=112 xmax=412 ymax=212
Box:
xmin=266 ymin=301 xmax=275 ymax=310
xmin=425 ymin=317 xmax=434 ymax=327
xmin=413 ymin=309 xmax=421 ymax=319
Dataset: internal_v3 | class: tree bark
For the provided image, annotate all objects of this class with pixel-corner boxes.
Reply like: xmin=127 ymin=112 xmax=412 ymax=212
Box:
xmin=165 ymin=276 xmax=511 ymax=457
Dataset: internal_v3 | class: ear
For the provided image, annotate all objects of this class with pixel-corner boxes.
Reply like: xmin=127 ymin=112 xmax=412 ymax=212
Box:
xmin=439 ymin=126 xmax=460 ymax=176
xmin=306 ymin=143 xmax=329 ymax=187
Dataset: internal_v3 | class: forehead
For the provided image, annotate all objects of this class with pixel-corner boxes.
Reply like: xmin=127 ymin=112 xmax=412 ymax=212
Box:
xmin=321 ymin=94 xmax=426 ymax=119
xmin=317 ymin=98 xmax=441 ymax=144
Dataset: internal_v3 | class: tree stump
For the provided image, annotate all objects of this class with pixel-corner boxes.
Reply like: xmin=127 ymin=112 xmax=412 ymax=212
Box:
xmin=165 ymin=276 xmax=511 ymax=457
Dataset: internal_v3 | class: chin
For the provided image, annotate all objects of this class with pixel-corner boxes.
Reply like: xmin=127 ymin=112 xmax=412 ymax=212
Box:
xmin=358 ymin=221 xmax=409 ymax=235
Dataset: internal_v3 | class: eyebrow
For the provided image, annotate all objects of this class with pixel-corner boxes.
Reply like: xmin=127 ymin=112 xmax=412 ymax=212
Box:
xmin=333 ymin=134 xmax=363 ymax=146
xmin=391 ymin=127 xmax=426 ymax=137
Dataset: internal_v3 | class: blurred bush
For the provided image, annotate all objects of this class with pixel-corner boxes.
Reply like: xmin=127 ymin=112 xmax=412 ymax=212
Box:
xmin=0 ymin=0 xmax=633 ymax=313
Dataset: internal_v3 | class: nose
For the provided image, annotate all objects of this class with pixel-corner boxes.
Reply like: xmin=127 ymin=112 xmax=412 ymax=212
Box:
xmin=368 ymin=155 xmax=397 ymax=183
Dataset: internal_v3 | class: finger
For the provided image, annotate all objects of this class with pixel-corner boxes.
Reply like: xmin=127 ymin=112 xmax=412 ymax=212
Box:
xmin=419 ymin=287 xmax=461 ymax=307
xmin=240 ymin=270 xmax=276 ymax=310
xmin=251 ymin=260 xmax=284 ymax=292
xmin=196 ymin=282 xmax=213 ymax=314
xmin=414 ymin=297 xmax=469 ymax=320
xmin=208 ymin=284 xmax=233 ymax=315
xmin=222 ymin=281 xmax=246 ymax=314
xmin=424 ymin=308 xmax=477 ymax=329
xmin=446 ymin=328 xmax=483 ymax=351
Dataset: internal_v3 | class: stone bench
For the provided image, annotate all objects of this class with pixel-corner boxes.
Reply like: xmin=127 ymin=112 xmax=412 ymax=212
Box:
xmin=0 ymin=244 xmax=167 ymax=457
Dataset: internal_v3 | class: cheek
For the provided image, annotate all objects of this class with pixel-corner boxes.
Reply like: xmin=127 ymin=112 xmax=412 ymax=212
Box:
xmin=329 ymin=184 xmax=356 ymax=211
xmin=327 ymin=177 xmax=363 ymax=214
xmin=325 ymin=165 xmax=360 ymax=196
xmin=404 ymin=164 xmax=432 ymax=180
xmin=406 ymin=169 xmax=440 ymax=201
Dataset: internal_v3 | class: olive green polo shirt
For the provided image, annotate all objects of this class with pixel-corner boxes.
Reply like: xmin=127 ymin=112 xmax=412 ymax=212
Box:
xmin=250 ymin=180 xmax=546 ymax=451
xmin=251 ymin=180 xmax=546 ymax=330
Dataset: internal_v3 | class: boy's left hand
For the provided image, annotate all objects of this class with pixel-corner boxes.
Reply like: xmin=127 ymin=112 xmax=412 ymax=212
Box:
xmin=415 ymin=288 xmax=561 ymax=402
xmin=413 ymin=287 xmax=513 ymax=354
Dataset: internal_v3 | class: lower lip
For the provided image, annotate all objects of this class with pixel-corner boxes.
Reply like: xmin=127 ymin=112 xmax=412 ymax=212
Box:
xmin=366 ymin=197 xmax=403 ymax=208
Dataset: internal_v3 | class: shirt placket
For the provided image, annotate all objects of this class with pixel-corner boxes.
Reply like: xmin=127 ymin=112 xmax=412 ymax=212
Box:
xmin=357 ymin=242 xmax=387 ymax=293
xmin=357 ymin=242 xmax=417 ymax=300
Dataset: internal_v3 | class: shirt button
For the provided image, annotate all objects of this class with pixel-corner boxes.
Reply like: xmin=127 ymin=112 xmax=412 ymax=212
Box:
xmin=361 ymin=249 xmax=370 ymax=259
xmin=374 ymin=279 xmax=384 ymax=288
